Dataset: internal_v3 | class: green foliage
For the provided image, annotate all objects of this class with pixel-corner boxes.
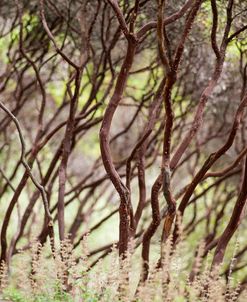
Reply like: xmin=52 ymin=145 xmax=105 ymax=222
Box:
xmin=3 ymin=288 xmax=28 ymax=302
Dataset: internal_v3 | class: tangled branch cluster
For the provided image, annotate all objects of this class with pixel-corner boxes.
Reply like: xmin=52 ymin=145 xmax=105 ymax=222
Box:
xmin=0 ymin=0 xmax=247 ymax=297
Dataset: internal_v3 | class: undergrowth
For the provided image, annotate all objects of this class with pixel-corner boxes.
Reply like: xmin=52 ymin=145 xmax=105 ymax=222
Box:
xmin=0 ymin=236 xmax=246 ymax=302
